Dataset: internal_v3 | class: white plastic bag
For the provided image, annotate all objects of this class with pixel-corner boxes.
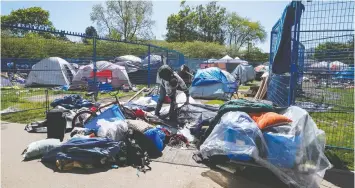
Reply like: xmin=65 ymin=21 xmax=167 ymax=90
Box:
xmin=133 ymin=97 xmax=157 ymax=107
xmin=22 ymin=139 xmax=61 ymax=160
xmin=97 ymin=119 xmax=128 ymax=141
xmin=176 ymin=92 xmax=198 ymax=104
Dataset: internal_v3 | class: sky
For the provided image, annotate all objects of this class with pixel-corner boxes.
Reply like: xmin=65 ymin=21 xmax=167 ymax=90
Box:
xmin=1 ymin=1 xmax=291 ymax=52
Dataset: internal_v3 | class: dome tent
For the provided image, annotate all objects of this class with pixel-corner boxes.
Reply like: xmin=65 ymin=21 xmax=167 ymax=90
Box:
xmin=189 ymin=67 xmax=236 ymax=100
xmin=232 ymin=64 xmax=256 ymax=84
xmin=71 ymin=61 xmax=131 ymax=90
xmin=26 ymin=57 xmax=76 ymax=86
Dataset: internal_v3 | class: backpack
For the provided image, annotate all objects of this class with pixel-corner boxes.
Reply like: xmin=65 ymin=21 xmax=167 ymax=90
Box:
xmin=125 ymin=129 xmax=152 ymax=173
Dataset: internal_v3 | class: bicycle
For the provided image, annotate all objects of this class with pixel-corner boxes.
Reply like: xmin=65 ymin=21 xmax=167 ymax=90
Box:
xmin=71 ymin=91 xmax=135 ymax=128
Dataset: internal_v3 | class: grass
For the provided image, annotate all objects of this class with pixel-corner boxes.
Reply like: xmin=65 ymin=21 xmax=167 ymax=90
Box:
xmin=1 ymin=87 xmax=139 ymax=124
xmin=205 ymin=100 xmax=225 ymax=105
xmin=325 ymin=148 xmax=354 ymax=170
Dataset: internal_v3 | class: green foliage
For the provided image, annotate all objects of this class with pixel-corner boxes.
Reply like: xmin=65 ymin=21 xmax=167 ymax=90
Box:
xmin=1 ymin=7 xmax=70 ymax=40
xmin=165 ymin=1 xmax=266 ymax=51
xmin=166 ymin=1 xmax=199 ymax=42
xmin=91 ymin=0 xmax=154 ymax=41
xmin=314 ymin=41 xmax=354 ymax=64
xmin=1 ymin=34 xmax=268 ymax=60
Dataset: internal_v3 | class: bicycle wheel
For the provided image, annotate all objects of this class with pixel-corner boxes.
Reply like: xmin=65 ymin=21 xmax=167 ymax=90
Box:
xmin=71 ymin=110 xmax=96 ymax=128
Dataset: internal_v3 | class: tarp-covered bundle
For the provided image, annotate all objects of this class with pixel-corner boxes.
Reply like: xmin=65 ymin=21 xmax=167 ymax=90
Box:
xmin=231 ymin=64 xmax=256 ymax=84
xmin=26 ymin=57 xmax=76 ymax=86
xmin=200 ymin=105 xmax=332 ymax=188
xmin=42 ymin=137 xmax=122 ymax=166
xmin=189 ymin=67 xmax=236 ymax=100
xmin=143 ymin=55 xmax=162 ymax=68
xmin=71 ymin=61 xmax=131 ymax=90
xmin=114 ymin=55 xmax=142 ymax=73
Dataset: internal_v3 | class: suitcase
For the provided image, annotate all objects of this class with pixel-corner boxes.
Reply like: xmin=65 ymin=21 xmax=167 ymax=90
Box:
xmin=46 ymin=108 xmax=69 ymax=142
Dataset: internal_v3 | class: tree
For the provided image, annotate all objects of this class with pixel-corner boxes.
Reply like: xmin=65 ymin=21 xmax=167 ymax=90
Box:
xmin=85 ymin=26 xmax=98 ymax=37
xmin=165 ymin=1 xmax=198 ymax=42
xmin=314 ymin=40 xmax=354 ymax=64
xmin=90 ymin=0 xmax=155 ymax=41
xmin=1 ymin=7 xmax=54 ymax=37
xmin=0 ymin=7 xmax=70 ymax=40
xmin=226 ymin=13 xmax=266 ymax=52
xmin=82 ymin=26 xmax=98 ymax=44
xmin=196 ymin=1 xmax=227 ymax=44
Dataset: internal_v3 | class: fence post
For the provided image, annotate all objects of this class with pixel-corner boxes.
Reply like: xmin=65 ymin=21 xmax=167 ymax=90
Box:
xmin=166 ymin=50 xmax=169 ymax=66
xmin=147 ymin=44 xmax=151 ymax=88
xmin=93 ymin=36 xmax=98 ymax=100
xmin=288 ymin=2 xmax=301 ymax=106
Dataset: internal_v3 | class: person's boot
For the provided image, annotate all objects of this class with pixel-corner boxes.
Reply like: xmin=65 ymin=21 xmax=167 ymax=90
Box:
xmin=155 ymin=102 xmax=163 ymax=117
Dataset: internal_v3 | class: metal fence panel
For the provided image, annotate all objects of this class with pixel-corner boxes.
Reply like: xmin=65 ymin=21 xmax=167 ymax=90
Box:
xmin=1 ymin=24 xmax=185 ymax=113
xmin=269 ymin=1 xmax=354 ymax=155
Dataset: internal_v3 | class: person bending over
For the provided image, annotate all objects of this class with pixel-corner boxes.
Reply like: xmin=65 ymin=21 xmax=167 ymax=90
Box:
xmin=155 ymin=65 xmax=189 ymax=121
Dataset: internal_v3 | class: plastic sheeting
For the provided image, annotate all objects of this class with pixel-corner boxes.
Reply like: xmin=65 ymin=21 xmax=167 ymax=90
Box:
xmin=231 ymin=64 xmax=256 ymax=84
xmin=200 ymin=106 xmax=332 ymax=188
xmin=160 ymin=103 xmax=218 ymax=126
xmin=200 ymin=111 xmax=264 ymax=161
xmin=97 ymin=119 xmax=128 ymax=141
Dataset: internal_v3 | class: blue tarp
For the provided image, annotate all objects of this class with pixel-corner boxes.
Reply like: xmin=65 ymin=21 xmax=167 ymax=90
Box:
xmin=192 ymin=67 xmax=229 ymax=86
xmin=84 ymin=105 xmax=125 ymax=131
xmin=42 ymin=137 xmax=122 ymax=164
xmin=335 ymin=67 xmax=354 ymax=80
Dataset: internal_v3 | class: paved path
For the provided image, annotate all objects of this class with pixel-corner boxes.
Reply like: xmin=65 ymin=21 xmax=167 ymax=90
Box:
xmin=1 ymin=122 xmax=353 ymax=188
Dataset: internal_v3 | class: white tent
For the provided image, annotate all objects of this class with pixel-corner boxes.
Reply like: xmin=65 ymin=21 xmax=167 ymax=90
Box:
xmin=330 ymin=61 xmax=348 ymax=71
xmin=308 ymin=61 xmax=329 ymax=71
xmin=234 ymin=57 xmax=240 ymax=60
xmin=26 ymin=57 xmax=76 ymax=86
xmin=220 ymin=55 xmax=233 ymax=60
xmin=71 ymin=61 xmax=131 ymax=89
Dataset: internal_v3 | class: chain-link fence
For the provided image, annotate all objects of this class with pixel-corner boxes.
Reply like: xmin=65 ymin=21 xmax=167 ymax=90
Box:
xmin=1 ymin=24 xmax=184 ymax=114
xmin=268 ymin=1 xmax=354 ymax=168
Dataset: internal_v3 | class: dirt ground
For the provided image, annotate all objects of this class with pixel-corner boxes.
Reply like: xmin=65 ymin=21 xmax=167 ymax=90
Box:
xmin=1 ymin=122 xmax=354 ymax=188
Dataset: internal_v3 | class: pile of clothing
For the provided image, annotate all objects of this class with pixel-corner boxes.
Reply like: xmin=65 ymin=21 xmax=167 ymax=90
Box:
xmin=50 ymin=94 xmax=94 ymax=110
xmin=193 ymin=99 xmax=332 ymax=188
xmin=22 ymin=102 xmax=193 ymax=173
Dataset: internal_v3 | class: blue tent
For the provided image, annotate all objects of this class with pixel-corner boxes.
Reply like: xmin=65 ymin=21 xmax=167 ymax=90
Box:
xmin=335 ymin=67 xmax=354 ymax=80
xmin=190 ymin=67 xmax=236 ymax=100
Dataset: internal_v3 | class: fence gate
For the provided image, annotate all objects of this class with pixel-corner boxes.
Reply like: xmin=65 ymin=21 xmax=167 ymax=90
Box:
xmin=269 ymin=0 xmax=354 ymax=165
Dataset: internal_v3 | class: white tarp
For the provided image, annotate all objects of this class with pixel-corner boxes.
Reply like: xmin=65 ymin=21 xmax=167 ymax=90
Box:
xmin=143 ymin=55 xmax=162 ymax=67
xmin=26 ymin=57 xmax=76 ymax=86
xmin=71 ymin=61 xmax=131 ymax=88
xmin=232 ymin=64 xmax=256 ymax=84
xmin=114 ymin=55 xmax=142 ymax=63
